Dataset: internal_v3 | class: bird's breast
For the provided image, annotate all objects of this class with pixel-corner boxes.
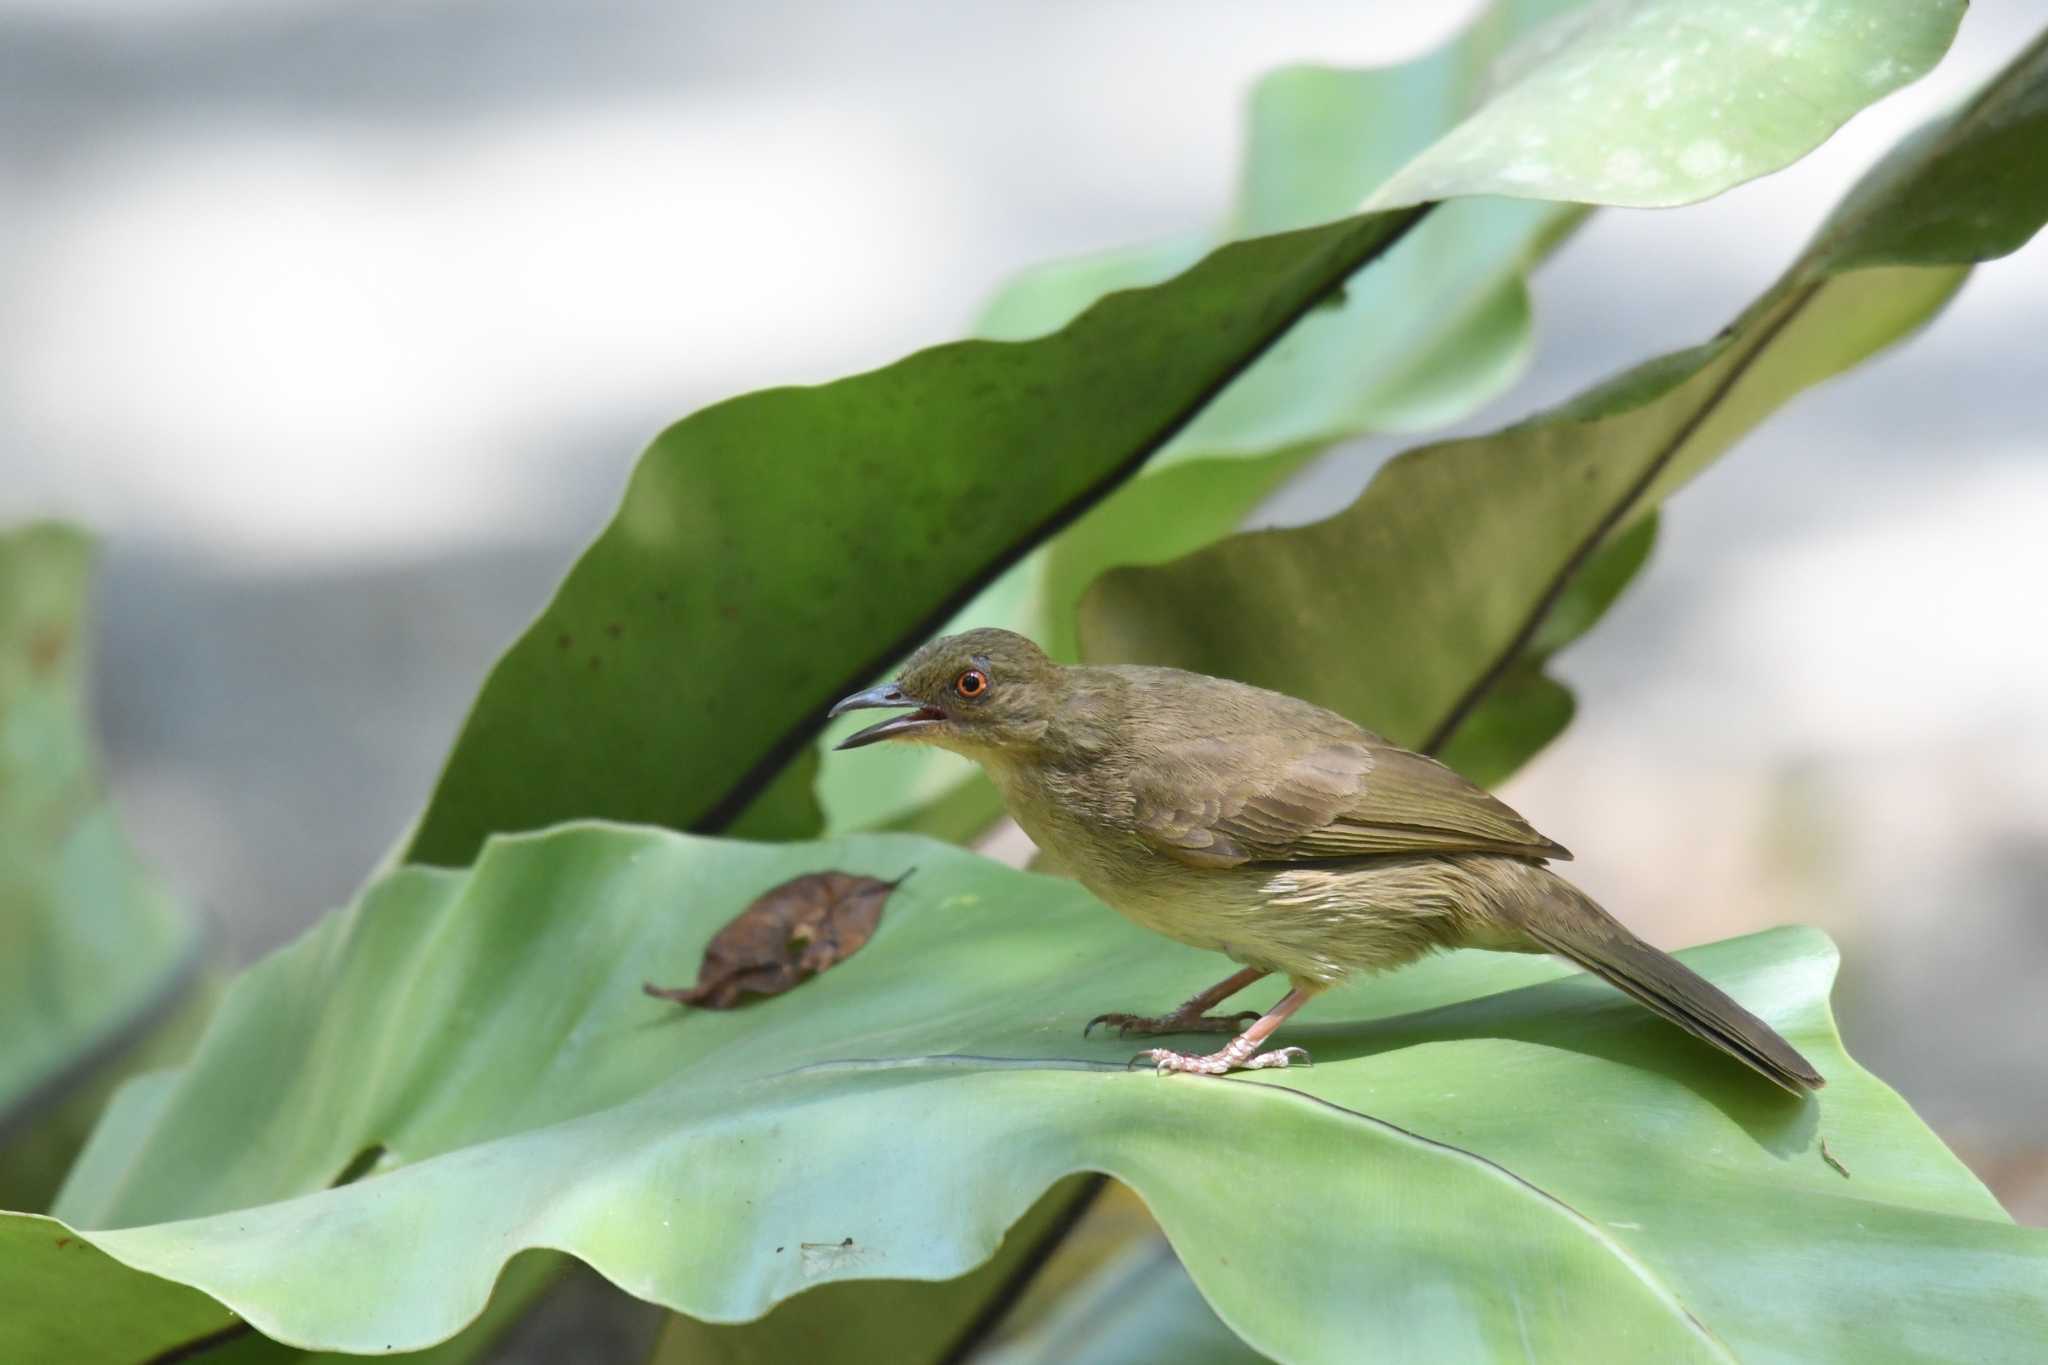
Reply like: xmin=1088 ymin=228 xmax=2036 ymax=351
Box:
xmin=985 ymin=758 xmax=1127 ymax=867
xmin=982 ymin=758 xmax=1243 ymax=953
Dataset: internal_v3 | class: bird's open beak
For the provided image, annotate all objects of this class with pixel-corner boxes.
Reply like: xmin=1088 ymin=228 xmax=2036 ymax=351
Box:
xmin=829 ymin=683 xmax=945 ymax=750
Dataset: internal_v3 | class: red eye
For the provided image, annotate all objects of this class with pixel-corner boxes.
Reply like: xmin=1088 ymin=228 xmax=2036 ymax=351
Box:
xmin=955 ymin=669 xmax=989 ymax=699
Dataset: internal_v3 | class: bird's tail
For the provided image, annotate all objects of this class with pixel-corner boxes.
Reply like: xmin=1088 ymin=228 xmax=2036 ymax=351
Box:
xmin=1514 ymin=870 xmax=1824 ymax=1092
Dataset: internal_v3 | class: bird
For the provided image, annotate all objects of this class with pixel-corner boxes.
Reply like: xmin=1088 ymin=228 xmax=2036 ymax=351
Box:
xmin=829 ymin=628 xmax=1823 ymax=1089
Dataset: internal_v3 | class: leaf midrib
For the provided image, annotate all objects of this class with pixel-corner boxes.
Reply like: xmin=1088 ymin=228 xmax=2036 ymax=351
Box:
xmin=1419 ymin=277 xmax=1825 ymax=757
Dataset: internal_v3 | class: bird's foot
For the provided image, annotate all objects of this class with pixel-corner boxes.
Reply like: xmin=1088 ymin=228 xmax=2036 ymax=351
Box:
xmin=1085 ymin=1007 xmax=1261 ymax=1039
xmin=1130 ymin=1038 xmax=1312 ymax=1076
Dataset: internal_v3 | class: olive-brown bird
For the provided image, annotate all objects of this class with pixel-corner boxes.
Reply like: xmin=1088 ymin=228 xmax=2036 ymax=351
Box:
xmin=831 ymin=628 xmax=1822 ymax=1089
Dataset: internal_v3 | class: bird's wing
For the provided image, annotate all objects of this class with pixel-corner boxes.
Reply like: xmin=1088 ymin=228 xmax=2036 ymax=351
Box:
xmin=1130 ymin=732 xmax=1570 ymax=869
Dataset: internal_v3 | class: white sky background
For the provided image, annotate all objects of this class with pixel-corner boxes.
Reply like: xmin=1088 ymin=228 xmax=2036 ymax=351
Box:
xmin=4 ymin=1 xmax=2045 ymax=1172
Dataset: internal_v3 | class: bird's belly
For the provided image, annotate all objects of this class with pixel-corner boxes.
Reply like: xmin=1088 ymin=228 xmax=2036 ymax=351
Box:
xmin=995 ymin=779 xmax=1239 ymax=955
xmin=1077 ymin=867 xmax=1239 ymax=955
xmin=1231 ymin=861 xmax=1483 ymax=982
xmin=1071 ymin=847 xmax=1510 ymax=985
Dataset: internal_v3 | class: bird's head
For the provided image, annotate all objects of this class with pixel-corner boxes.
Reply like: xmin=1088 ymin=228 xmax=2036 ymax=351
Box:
xmin=830 ymin=628 xmax=1060 ymax=758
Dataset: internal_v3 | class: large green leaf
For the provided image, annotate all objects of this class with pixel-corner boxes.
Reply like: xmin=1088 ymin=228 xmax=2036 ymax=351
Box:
xmin=405 ymin=0 xmax=1960 ymax=865
xmin=15 ymin=1065 xmax=574 ymax=1365
xmin=0 ymin=1207 xmax=566 ymax=1365
xmin=1081 ymin=26 xmax=2048 ymax=777
xmin=0 ymin=525 xmax=202 ymax=1209
xmin=9 ymin=827 xmax=2042 ymax=1361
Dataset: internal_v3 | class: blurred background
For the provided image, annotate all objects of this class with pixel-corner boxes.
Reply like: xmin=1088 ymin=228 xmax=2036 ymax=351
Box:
xmin=3 ymin=0 xmax=2042 ymax=1218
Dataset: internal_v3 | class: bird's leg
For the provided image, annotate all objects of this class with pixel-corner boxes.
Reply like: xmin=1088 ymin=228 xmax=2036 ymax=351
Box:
xmin=1085 ymin=965 xmax=1269 ymax=1038
xmin=1134 ymin=983 xmax=1321 ymax=1075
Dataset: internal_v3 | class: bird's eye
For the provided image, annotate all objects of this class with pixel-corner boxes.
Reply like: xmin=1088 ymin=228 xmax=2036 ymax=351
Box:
xmin=955 ymin=668 xmax=989 ymax=699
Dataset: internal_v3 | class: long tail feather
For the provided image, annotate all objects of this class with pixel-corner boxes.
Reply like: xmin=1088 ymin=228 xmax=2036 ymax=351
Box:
xmin=1519 ymin=876 xmax=1824 ymax=1092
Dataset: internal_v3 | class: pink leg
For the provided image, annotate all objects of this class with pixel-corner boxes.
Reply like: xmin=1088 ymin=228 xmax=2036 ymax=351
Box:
xmin=1085 ymin=965 xmax=1269 ymax=1038
xmin=1134 ymin=983 xmax=1322 ymax=1076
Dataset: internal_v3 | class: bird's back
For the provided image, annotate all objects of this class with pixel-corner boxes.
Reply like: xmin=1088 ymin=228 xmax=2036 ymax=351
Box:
xmin=1089 ymin=664 xmax=1371 ymax=750
xmin=1055 ymin=663 xmax=1570 ymax=869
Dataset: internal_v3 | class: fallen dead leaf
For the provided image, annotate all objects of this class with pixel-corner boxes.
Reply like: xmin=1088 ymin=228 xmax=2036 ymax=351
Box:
xmin=644 ymin=869 xmax=908 ymax=1009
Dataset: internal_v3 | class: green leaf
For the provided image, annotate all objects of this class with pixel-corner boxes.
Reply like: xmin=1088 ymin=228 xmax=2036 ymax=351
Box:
xmin=25 ymin=1067 xmax=570 ymax=1364
xmin=291 ymin=1253 xmax=583 ymax=1365
xmin=0 ymin=524 xmax=203 ymax=1210
xmin=12 ymin=827 xmax=2043 ymax=1361
xmin=1079 ymin=27 xmax=2048 ymax=778
xmin=1796 ymin=29 xmax=2048 ymax=273
xmin=1434 ymin=514 xmax=1659 ymax=788
xmin=3 ymin=1196 xmax=570 ymax=1364
xmin=0 ymin=1212 xmax=236 ymax=1360
xmin=1365 ymin=0 xmax=1963 ymax=210
xmin=405 ymin=0 xmax=1961 ymax=866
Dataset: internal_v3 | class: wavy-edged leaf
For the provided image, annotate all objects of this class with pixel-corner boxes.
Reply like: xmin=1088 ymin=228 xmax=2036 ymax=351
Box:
xmin=1080 ymin=27 xmax=2048 ymax=778
xmin=0 ymin=1212 xmax=235 ymax=1360
xmin=406 ymin=0 xmax=1961 ymax=865
xmin=0 ymin=524 xmax=203 ymax=1209
xmin=8 ymin=827 xmax=2042 ymax=1361
xmin=24 ymin=1068 xmax=572 ymax=1365
xmin=646 ymin=1175 xmax=1099 ymax=1365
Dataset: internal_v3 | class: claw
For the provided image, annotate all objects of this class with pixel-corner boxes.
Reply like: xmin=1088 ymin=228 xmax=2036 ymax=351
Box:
xmin=1128 ymin=1043 xmax=1312 ymax=1076
xmin=1115 ymin=982 xmax=1318 ymax=1077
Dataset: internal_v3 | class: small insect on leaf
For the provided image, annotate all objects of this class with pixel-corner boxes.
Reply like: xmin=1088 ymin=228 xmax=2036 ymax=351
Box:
xmin=644 ymin=870 xmax=909 ymax=1009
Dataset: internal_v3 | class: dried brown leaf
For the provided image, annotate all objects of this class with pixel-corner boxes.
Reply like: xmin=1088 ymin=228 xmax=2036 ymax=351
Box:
xmin=644 ymin=869 xmax=907 ymax=1009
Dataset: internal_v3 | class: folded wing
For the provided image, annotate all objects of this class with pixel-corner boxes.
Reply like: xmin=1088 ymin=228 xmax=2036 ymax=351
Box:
xmin=1132 ymin=732 xmax=1570 ymax=869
